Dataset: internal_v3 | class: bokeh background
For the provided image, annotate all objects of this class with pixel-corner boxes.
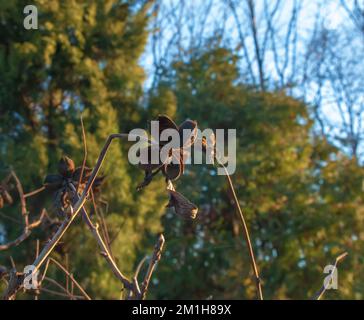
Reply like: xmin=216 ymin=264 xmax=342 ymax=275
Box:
xmin=1 ymin=0 xmax=364 ymax=299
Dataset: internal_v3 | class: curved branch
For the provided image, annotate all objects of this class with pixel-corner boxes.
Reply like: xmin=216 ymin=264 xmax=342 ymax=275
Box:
xmin=216 ymin=158 xmax=263 ymax=300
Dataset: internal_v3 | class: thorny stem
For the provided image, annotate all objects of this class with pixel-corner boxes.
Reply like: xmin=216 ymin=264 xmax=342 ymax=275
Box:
xmin=216 ymin=158 xmax=264 ymax=300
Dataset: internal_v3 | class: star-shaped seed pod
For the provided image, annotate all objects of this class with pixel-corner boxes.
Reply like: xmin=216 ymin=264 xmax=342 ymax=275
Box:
xmin=43 ymin=156 xmax=104 ymax=218
xmin=137 ymin=115 xmax=198 ymax=190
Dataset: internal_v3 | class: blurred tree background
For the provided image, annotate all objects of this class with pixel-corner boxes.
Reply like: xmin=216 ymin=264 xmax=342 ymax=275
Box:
xmin=1 ymin=0 xmax=364 ymax=299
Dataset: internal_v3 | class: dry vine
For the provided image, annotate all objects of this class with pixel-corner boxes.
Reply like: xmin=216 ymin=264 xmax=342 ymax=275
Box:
xmin=1 ymin=121 xmax=166 ymax=300
xmin=0 ymin=114 xmax=347 ymax=300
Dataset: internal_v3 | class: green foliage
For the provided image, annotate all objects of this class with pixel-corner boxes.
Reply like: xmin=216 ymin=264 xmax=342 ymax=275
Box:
xmin=148 ymin=43 xmax=364 ymax=299
xmin=0 ymin=0 xmax=165 ymax=299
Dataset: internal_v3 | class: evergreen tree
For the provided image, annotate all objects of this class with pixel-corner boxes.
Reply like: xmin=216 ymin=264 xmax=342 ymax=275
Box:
xmin=0 ymin=0 xmax=166 ymax=299
xmin=149 ymin=42 xmax=364 ymax=299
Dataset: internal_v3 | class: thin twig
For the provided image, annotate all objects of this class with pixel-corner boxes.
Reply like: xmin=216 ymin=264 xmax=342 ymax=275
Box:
xmin=48 ymin=258 xmax=91 ymax=300
xmin=314 ymin=252 xmax=348 ymax=300
xmin=68 ymin=189 xmax=133 ymax=290
xmin=31 ymin=134 xmax=132 ymax=274
xmin=43 ymin=277 xmax=76 ymax=300
xmin=10 ymin=171 xmax=27 ymax=221
xmin=91 ymin=190 xmax=113 ymax=257
xmin=0 ymin=171 xmax=47 ymax=252
xmin=2 ymin=133 xmax=149 ymax=299
xmin=77 ymin=115 xmax=88 ymax=194
xmin=0 ymin=209 xmax=46 ymax=251
xmin=140 ymin=234 xmax=165 ymax=300
xmin=216 ymin=158 xmax=263 ymax=300
xmin=38 ymin=287 xmax=85 ymax=299
xmin=134 ymin=256 xmax=148 ymax=280
xmin=24 ymin=186 xmax=46 ymax=199
xmin=0 ymin=211 xmax=22 ymax=225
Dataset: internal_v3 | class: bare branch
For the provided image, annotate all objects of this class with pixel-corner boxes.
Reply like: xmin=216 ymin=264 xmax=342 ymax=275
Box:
xmin=48 ymin=258 xmax=91 ymax=300
xmin=216 ymin=158 xmax=263 ymax=300
xmin=140 ymin=234 xmax=165 ymax=300
xmin=314 ymin=252 xmax=348 ymax=300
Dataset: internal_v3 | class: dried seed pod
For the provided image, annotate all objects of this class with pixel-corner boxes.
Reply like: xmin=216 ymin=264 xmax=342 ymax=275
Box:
xmin=72 ymin=166 xmax=93 ymax=185
xmin=136 ymin=115 xmax=198 ymax=189
xmin=58 ymin=156 xmax=75 ymax=177
xmin=167 ymin=190 xmax=198 ymax=219
xmin=53 ymin=187 xmax=74 ymax=218
xmin=0 ymin=195 xmax=4 ymax=209
xmin=138 ymin=145 xmax=166 ymax=172
xmin=156 ymin=115 xmax=179 ymax=146
xmin=43 ymin=174 xmax=63 ymax=189
xmin=161 ymin=148 xmax=187 ymax=181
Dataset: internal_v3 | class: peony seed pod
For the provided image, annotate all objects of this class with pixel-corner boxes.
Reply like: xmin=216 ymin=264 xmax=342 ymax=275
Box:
xmin=167 ymin=190 xmax=198 ymax=220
